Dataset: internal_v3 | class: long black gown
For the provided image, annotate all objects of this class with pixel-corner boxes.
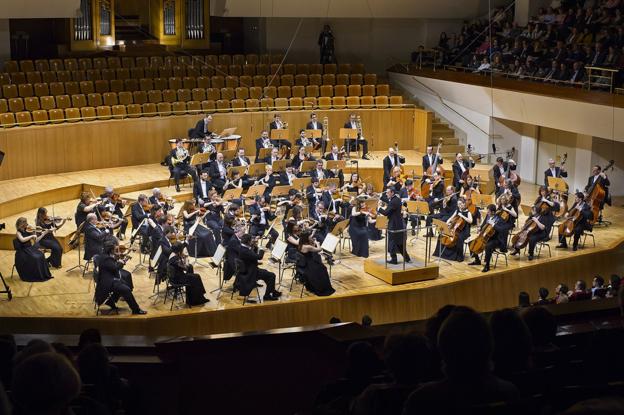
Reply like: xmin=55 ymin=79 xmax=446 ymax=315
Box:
xmin=433 ymin=209 xmax=471 ymax=262
xmin=348 ymin=213 xmax=370 ymax=258
xmin=14 ymin=231 xmax=53 ymax=282
xmin=300 ymin=250 xmax=335 ymax=296
xmin=167 ymin=255 xmax=208 ymax=306
xmin=184 ymin=216 xmax=217 ymax=258
xmin=37 ymin=222 xmax=63 ymax=268
xmin=284 ymin=231 xmax=299 ymax=263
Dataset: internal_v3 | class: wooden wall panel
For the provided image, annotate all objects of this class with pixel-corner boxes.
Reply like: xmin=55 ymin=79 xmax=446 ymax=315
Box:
xmin=0 ymin=109 xmax=429 ymax=181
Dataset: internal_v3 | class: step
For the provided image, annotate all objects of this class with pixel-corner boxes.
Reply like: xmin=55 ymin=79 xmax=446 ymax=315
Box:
xmin=438 ymin=144 xmax=466 ymax=154
xmin=431 ymin=136 xmax=459 ymax=145
xmin=432 ymin=122 xmax=451 ymax=129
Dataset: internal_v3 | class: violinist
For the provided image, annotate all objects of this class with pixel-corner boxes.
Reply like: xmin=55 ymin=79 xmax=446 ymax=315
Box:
xmin=306 ymin=177 xmax=323 ymax=208
xmin=84 ymin=213 xmax=110 ymax=261
xmin=208 ymin=152 xmax=228 ymax=193
xmin=279 ymin=164 xmax=300 ymax=186
xmin=35 ymin=207 xmax=66 ymax=268
xmin=349 ymin=197 xmax=372 ymax=258
xmin=150 ymin=188 xmax=174 ymax=213
xmin=452 ymin=153 xmax=475 ymax=190
xmin=544 ymin=158 xmax=567 ymax=186
xmin=98 ymin=188 xmax=128 ymax=240
xmin=282 ymin=192 xmax=304 ymax=224
xmin=310 ymin=201 xmax=330 ymax=243
xmin=14 ymin=217 xmax=53 ymax=282
xmin=426 ymin=186 xmax=457 ymax=237
xmin=168 ymin=242 xmax=210 ymax=306
xmin=224 ymin=224 xmax=243 ymax=282
xmin=492 ymin=157 xmax=516 ymax=191
xmin=130 ymin=195 xmax=152 ymax=252
xmin=297 ymin=230 xmax=336 ymax=296
xmin=557 ymin=191 xmax=593 ymax=251
xmin=149 ymin=215 xmax=167 ymax=261
xmin=255 ymin=130 xmax=275 ymax=162
xmin=232 ymin=148 xmax=251 ymax=167
xmin=284 ymin=221 xmax=302 ymax=263
xmin=321 ymin=182 xmax=341 ymax=217
xmin=344 ymin=173 xmax=364 ymax=194
xmin=385 ymin=166 xmax=404 ymax=191
xmin=156 ymin=225 xmax=176 ymax=284
xmin=249 ymin=196 xmax=279 ymax=249
xmin=585 ymin=164 xmax=611 ymax=210
xmin=422 ymin=145 xmax=443 ymax=174
xmin=95 ymin=238 xmax=146 ymax=314
xmin=468 ymin=203 xmax=513 ymax=272
xmin=181 ymin=199 xmax=217 ymax=258
xmin=235 ymin=234 xmax=282 ymax=301
xmin=194 ymin=171 xmax=213 ymax=206
xmin=311 ymin=159 xmax=333 ymax=182
xmin=76 ymin=191 xmax=101 ymax=228
xmin=170 ymin=139 xmax=197 ymax=192
xmin=509 ymin=201 xmax=556 ymax=260
xmin=383 ymin=147 xmax=406 ymax=185
xmin=296 ymin=128 xmax=318 ymax=149
xmin=433 ymin=197 xmax=472 ymax=262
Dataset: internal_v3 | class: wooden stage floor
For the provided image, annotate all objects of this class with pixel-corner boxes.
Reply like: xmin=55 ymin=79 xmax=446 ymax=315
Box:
xmin=0 ymin=155 xmax=623 ymax=337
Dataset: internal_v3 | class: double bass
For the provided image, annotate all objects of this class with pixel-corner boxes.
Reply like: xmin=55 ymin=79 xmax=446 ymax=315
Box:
xmin=421 ymin=139 xmax=444 ymax=196
xmin=586 ymin=160 xmax=614 ymax=225
xmin=552 ymin=153 xmax=569 ymax=219
xmin=498 ymin=147 xmax=521 ymax=187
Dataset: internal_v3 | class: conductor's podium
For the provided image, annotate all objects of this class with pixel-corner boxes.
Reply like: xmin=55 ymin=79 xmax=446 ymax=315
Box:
xmin=364 ymin=257 xmax=438 ymax=285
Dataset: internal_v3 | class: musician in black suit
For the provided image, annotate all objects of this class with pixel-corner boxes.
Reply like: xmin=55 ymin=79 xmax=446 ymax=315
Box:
xmin=468 ymin=203 xmax=515 ymax=272
xmin=232 ymin=148 xmax=251 ymax=167
xmin=344 ymin=113 xmax=369 ymax=159
xmin=425 ymin=185 xmax=457 ymax=237
xmin=224 ymin=226 xmax=243 ymax=282
xmin=249 ymin=197 xmax=279 ymax=249
xmin=492 ymin=157 xmax=516 ymax=189
xmin=263 ymin=147 xmax=281 ymax=166
xmin=324 ymin=144 xmax=343 ymax=161
xmin=306 ymin=177 xmax=323 ymax=208
xmin=321 ymin=182 xmax=340 ymax=215
xmin=495 ymin=179 xmax=521 ymax=205
xmin=452 ymin=152 xmax=475 ymax=190
xmin=306 ymin=113 xmax=326 ymax=153
xmin=193 ymin=171 xmax=213 ymax=206
xmin=84 ymin=213 xmax=108 ymax=261
xmin=378 ymin=186 xmax=411 ymax=264
xmin=268 ymin=113 xmax=292 ymax=149
xmin=190 ymin=114 xmax=213 ymax=138
xmin=544 ymin=158 xmax=567 ymax=186
xmin=130 ymin=196 xmax=150 ymax=253
xmin=235 ymin=234 xmax=282 ymax=301
xmin=382 ymin=147 xmax=405 ymax=184
xmin=94 ymin=239 xmax=146 ymax=314
xmin=255 ymin=130 xmax=275 ymax=162
xmin=557 ymin=192 xmax=594 ymax=251
xmin=311 ymin=159 xmax=333 ymax=182
xmin=585 ymin=164 xmax=611 ymax=209
xmin=279 ymin=165 xmax=300 ymax=186
xmin=208 ymin=152 xmax=228 ymax=193
xmin=170 ymin=139 xmax=197 ymax=192
xmin=422 ymin=145 xmax=443 ymax=174
xmin=295 ymin=129 xmax=318 ymax=149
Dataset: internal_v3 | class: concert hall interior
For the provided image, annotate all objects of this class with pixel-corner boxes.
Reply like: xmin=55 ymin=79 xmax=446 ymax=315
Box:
xmin=1 ymin=1 xmax=624 ymax=414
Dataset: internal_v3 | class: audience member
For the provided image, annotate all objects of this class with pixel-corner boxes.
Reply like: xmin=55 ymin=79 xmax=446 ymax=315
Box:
xmin=555 ymin=283 xmax=570 ymax=303
xmin=591 ymin=275 xmax=608 ymax=298
xmin=489 ymin=308 xmax=533 ymax=377
xmin=0 ymin=334 xmax=16 ymax=389
xmin=569 ymin=280 xmax=591 ymax=301
xmin=78 ymin=328 xmax=102 ymax=350
xmin=518 ymin=291 xmax=531 ymax=307
xmin=534 ymin=287 xmax=552 ymax=305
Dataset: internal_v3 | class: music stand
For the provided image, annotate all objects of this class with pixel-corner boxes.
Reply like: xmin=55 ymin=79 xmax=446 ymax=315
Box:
xmin=305 ymin=129 xmax=322 ymax=139
xmin=66 ymin=221 xmax=86 ymax=273
xmin=326 ymin=160 xmax=346 ymax=172
xmin=431 ymin=218 xmax=452 ymax=266
xmin=339 ymin=128 xmax=358 ymax=158
xmin=227 ymin=166 xmax=247 ymax=179
xmin=221 ymin=149 xmax=236 ymax=161
xmin=271 ymin=159 xmax=291 ymax=173
xmin=271 ymin=185 xmax=293 ymax=198
xmin=320 ymin=178 xmax=340 ymax=189
xmin=248 ymin=163 xmax=267 ymax=178
xmin=299 ymin=161 xmax=317 ymax=175
xmin=375 ymin=215 xmax=389 ymax=230
xmin=547 ymin=177 xmax=569 ymax=193
xmin=245 ymin=185 xmax=267 ymax=199
xmin=519 ymin=204 xmax=533 ymax=217
xmin=473 ymin=193 xmax=495 ymax=211
xmin=271 ymin=129 xmax=290 ymax=143
xmin=292 ymin=177 xmax=312 ymax=192
xmin=222 ymin=187 xmax=243 ymax=202
xmin=258 ymin=147 xmax=273 ymax=160
xmin=209 ymin=244 xmax=228 ymax=296
xmin=321 ymin=233 xmax=341 ymax=275
xmin=406 ymin=200 xmax=430 ymax=240
xmin=191 ymin=152 xmax=210 ymax=167
xmin=295 ymin=145 xmax=314 ymax=155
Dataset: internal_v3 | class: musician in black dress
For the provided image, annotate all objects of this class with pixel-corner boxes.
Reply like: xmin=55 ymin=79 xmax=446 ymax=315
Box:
xmin=495 ymin=179 xmax=522 ymax=209
xmin=349 ymin=198 xmax=371 ymax=258
xmin=468 ymin=202 xmax=515 ymax=272
xmin=544 ymin=158 xmax=567 ymax=186
xmin=492 ymin=157 xmax=516 ymax=191
xmin=168 ymin=242 xmax=210 ymax=306
xmin=510 ymin=201 xmax=556 ymax=260
xmin=181 ymin=199 xmax=217 ymax=258
xmin=75 ymin=191 xmax=100 ymax=228
xmin=235 ymin=234 xmax=281 ymax=301
xmin=433 ymin=197 xmax=472 ymax=262
xmin=190 ymin=114 xmax=213 ymax=138
xmin=557 ymin=192 xmax=593 ymax=251
xmin=297 ymin=231 xmax=335 ymax=296
xmin=284 ymin=221 xmax=302 ymax=263
xmin=14 ymin=217 xmax=53 ymax=282
xmin=310 ymin=201 xmax=330 ymax=243
xmin=170 ymin=139 xmax=198 ymax=192
xmin=35 ymin=207 xmax=66 ymax=268
xmin=378 ymin=186 xmax=410 ymax=264
xmin=426 ymin=185 xmax=456 ymax=237
xmin=451 ymin=152 xmax=475 ymax=190
xmin=344 ymin=113 xmax=369 ymax=159
xmin=249 ymin=197 xmax=279 ymax=249
xmin=95 ymin=239 xmax=146 ymax=314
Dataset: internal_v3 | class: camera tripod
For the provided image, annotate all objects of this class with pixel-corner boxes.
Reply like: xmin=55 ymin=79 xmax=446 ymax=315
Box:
xmin=0 ymin=272 xmax=11 ymax=301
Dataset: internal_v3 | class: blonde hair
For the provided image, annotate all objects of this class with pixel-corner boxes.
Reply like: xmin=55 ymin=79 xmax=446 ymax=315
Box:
xmin=15 ymin=217 xmax=27 ymax=230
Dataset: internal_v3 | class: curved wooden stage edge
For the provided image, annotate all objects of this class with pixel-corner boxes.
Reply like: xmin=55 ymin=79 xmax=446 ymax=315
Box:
xmin=0 ymin=159 xmax=622 ymax=337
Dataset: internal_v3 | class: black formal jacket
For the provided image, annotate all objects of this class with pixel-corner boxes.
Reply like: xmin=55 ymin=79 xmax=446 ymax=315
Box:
xmin=306 ymin=184 xmax=322 ymax=208
xmin=255 ymin=137 xmax=276 ymax=160
xmin=190 ymin=119 xmax=212 ymax=138
xmin=269 ymin=121 xmax=285 ymax=131
xmin=208 ymin=161 xmax=227 ymax=181
xmin=379 ymin=194 xmax=404 ymax=231
xmin=585 ymin=174 xmax=611 ymax=204
xmin=306 ymin=120 xmax=323 ymax=130
xmin=169 ymin=148 xmax=190 ymax=166
xmin=279 ymin=171 xmax=300 ymax=186
xmin=482 ymin=214 xmax=514 ymax=248
xmin=543 ymin=167 xmax=568 ymax=186
xmin=235 ymin=245 xmax=267 ymax=296
xmin=224 ymin=234 xmax=241 ymax=281
xmin=321 ymin=191 xmax=338 ymax=212
xmin=311 ymin=168 xmax=333 ymax=181
xmin=570 ymin=201 xmax=594 ymax=229
xmin=422 ymin=154 xmax=443 ymax=172
xmin=94 ymin=255 xmax=132 ymax=305
xmin=194 ymin=179 xmax=212 ymax=203
xmin=382 ymin=155 xmax=405 ymax=184
xmin=324 ymin=152 xmax=341 ymax=161
xmin=232 ymin=156 xmax=251 ymax=167
xmin=249 ymin=203 xmax=276 ymax=227
xmin=492 ymin=162 xmax=516 ymax=185
xmin=452 ymin=159 xmax=475 ymax=187
xmin=131 ymin=203 xmax=149 ymax=229
xmin=84 ymin=223 xmax=107 ymax=260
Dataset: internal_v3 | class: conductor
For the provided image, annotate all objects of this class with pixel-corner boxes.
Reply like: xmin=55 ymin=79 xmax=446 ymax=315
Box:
xmin=378 ymin=186 xmax=411 ymax=264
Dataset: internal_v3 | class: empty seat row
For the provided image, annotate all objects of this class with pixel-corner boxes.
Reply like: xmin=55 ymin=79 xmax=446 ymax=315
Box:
xmin=4 ymin=57 xmax=363 ymax=76
xmin=0 ymin=96 xmax=405 ymax=127
xmin=0 ymin=85 xmax=393 ymax=112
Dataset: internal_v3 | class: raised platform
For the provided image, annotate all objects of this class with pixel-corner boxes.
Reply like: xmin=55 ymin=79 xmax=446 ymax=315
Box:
xmin=363 ymin=257 xmax=438 ymax=285
xmin=0 ymin=162 xmax=622 ymax=337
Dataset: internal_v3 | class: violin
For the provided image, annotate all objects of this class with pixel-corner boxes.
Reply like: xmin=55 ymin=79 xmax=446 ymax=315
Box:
xmin=142 ymin=203 xmax=154 ymax=213
xmin=42 ymin=216 xmax=72 ymax=226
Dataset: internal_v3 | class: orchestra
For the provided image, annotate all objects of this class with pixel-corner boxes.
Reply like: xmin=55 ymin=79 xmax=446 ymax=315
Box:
xmin=34 ymin=111 xmax=616 ymax=314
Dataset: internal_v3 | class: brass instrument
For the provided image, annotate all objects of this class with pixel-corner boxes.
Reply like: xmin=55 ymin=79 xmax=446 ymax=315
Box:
xmin=282 ymin=121 xmax=289 ymax=129
xmin=356 ymin=115 xmax=363 ymax=138
xmin=172 ymin=146 xmax=190 ymax=166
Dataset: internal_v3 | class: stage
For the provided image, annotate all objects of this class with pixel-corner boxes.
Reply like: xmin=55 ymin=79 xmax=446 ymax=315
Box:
xmin=0 ymin=153 xmax=623 ymax=337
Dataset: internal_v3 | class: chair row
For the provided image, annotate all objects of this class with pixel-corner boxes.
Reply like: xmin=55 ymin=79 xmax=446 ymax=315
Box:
xmin=0 ymin=71 xmax=378 ymax=89
xmin=0 ymin=96 xmax=405 ymax=127
xmin=0 ymin=85 xmax=392 ymax=112
xmin=3 ymin=60 xmax=365 ymax=77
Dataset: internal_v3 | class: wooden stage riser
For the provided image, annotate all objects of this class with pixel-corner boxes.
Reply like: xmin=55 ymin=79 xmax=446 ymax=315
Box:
xmin=0 ymin=109 xmax=431 ymax=181
xmin=2 ymin=240 xmax=622 ymax=337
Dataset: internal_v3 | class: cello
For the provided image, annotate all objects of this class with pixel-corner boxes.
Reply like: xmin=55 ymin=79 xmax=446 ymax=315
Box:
xmin=558 ymin=195 xmax=584 ymax=238
xmin=440 ymin=213 xmax=466 ymax=248
xmin=468 ymin=197 xmax=511 ymax=254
